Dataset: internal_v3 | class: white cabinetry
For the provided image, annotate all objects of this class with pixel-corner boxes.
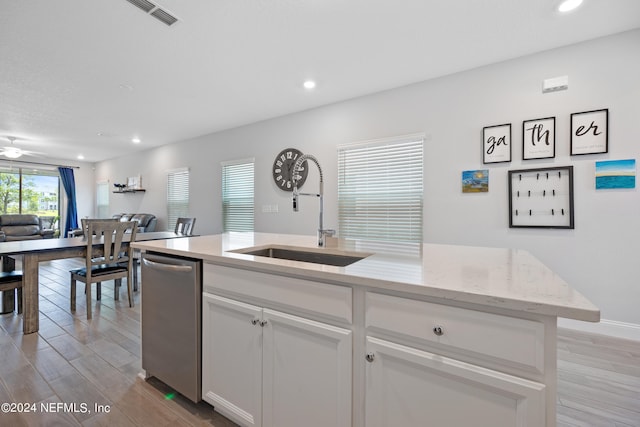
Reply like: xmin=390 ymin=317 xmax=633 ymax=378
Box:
xmin=365 ymin=337 xmax=545 ymax=427
xmin=364 ymin=291 xmax=550 ymax=427
xmin=202 ymin=266 xmax=352 ymax=427
xmin=201 ymin=263 xmax=555 ymax=427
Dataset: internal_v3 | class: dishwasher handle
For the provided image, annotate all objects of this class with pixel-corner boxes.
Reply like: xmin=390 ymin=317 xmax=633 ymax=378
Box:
xmin=142 ymin=258 xmax=193 ymax=273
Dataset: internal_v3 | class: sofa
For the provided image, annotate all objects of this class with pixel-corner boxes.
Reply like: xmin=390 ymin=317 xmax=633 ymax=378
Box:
xmin=69 ymin=213 xmax=157 ymax=237
xmin=0 ymin=214 xmax=55 ymax=242
xmin=112 ymin=213 xmax=157 ymax=233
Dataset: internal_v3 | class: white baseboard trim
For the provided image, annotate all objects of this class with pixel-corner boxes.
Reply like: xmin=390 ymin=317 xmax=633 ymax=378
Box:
xmin=558 ymin=318 xmax=640 ymax=342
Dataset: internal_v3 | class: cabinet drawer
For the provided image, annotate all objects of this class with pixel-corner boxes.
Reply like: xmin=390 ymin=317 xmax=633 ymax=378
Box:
xmin=204 ymin=263 xmax=352 ymax=324
xmin=366 ymin=292 xmax=544 ymax=373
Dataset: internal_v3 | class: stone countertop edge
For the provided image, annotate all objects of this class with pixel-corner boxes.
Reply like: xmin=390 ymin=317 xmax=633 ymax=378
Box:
xmin=132 ymin=232 xmax=600 ymax=323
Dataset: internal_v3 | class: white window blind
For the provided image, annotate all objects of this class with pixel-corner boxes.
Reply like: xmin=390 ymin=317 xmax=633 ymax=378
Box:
xmin=222 ymin=159 xmax=254 ymax=232
xmin=96 ymin=181 xmax=109 ymax=218
xmin=338 ymin=135 xmax=424 ymax=249
xmin=167 ymin=168 xmax=190 ymax=231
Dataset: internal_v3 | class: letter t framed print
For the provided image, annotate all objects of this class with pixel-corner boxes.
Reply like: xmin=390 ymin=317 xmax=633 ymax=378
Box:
xmin=483 ymin=123 xmax=512 ymax=164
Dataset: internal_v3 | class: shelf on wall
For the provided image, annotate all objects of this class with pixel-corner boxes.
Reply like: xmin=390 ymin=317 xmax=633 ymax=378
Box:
xmin=113 ymin=189 xmax=146 ymax=194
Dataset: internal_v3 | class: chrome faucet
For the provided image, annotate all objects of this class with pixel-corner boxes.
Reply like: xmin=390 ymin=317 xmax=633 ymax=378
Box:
xmin=292 ymin=154 xmax=335 ymax=247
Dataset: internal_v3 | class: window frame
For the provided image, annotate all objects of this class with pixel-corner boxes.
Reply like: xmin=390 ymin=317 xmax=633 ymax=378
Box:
xmin=337 ymin=133 xmax=424 ymax=252
xmin=221 ymin=158 xmax=255 ymax=232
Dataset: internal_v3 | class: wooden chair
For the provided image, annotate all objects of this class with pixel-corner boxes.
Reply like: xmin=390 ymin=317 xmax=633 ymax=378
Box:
xmin=0 ymin=270 xmax=23 ymax=314
xmin=175 ymin=217 xmax=196 ymax=235
xmin=69 ymin=220 xmax=137 ymax=319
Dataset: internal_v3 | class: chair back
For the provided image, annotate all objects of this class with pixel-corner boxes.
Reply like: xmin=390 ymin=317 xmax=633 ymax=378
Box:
xmin=80 ymin=218 xmax=118 ymax=237
xmin=174 ymin=217 xmax=196 ymax=235
xmin=85 ymin=221 xmax=137 ymax=269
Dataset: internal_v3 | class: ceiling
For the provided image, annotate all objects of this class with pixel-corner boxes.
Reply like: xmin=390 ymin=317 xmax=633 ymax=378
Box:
xmin=1 ymin=0 xmax=639 ymax=164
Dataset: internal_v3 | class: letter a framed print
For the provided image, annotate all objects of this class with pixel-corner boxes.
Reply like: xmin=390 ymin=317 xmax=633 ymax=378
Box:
xmin=570 ymin=108 xmax=608 ymax=155
xmin=483 ymin=123 xmax=511 ymax=164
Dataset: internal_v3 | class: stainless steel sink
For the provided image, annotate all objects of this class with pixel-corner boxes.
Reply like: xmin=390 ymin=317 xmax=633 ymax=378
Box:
xmin=231 ymin=246 xmax=368 ymax=267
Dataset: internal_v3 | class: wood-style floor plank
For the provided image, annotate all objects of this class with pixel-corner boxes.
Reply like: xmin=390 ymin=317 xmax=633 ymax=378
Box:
xmin=0 ymin=259 xmax=638 ymax=426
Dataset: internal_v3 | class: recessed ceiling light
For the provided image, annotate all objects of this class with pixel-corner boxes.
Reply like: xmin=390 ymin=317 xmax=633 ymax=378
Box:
xmin=558 ymin=0 xmax=583 ymax=13
xmin=119 ymin=84 xmax=134 ymax=91
xmin=132 ymin=138 xmax=141 ymax=144
xmin=303 ymin=80 xmax=316 ymax=90
xmin=77 ymin=154 xmax=85 ymax=160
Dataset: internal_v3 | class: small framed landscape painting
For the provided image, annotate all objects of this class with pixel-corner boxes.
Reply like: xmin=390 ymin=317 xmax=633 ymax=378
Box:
xmin=570 ymin=109 xmax=608 ymax=155
xmin=522 ymin=117 xmax=555 ymax=160
xmin=462 ymin=170 xmax=489 ymax=193
xmin=482 ymin=124 xmax=511 ymax=164
xmin=595 ymin=159 xmax=635 ymax=189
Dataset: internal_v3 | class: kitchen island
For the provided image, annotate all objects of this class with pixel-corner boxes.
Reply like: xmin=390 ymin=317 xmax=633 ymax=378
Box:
xmin=132 ymin=232 xmax=599 ymax=427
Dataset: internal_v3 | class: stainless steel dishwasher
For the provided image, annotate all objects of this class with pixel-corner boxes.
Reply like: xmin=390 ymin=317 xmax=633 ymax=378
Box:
xmin=141 ymin=252 xmax=202 ymax=402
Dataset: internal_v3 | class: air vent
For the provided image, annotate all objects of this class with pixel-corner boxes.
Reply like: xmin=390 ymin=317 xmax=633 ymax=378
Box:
xmin=126 ymin=0 xmax=155 ymax=13
xmin=150 ymin=8 xmax=178 ymax=26
xmin=125 ymin=0 xmax=179 ymax=27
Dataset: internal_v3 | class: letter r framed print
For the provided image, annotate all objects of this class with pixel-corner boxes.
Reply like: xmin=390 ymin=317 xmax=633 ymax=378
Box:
xmin=483 ymin=123 xmax=511 ymax=164
xmin=570 ymin=108 xmax=608 ymax=155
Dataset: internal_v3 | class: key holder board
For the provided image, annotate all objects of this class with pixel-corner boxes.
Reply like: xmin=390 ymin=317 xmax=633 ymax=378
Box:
xmin=508 ymin=166 xmax=574 ymax=229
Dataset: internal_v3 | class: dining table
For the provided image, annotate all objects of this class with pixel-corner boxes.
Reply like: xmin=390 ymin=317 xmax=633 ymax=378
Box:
xmin=0 ymin=231 xmax=190 ymax=334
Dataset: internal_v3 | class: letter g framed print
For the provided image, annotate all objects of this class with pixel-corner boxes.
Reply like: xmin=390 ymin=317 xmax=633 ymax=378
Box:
xmin=482 ymin=123 xmax=511 ymax=164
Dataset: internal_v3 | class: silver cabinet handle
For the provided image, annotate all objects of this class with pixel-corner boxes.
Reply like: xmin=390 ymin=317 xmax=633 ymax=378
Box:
xmin=142 ymin=258 xmax=193 ymax=273
xmin=251 ymin=319 xmax=260 ymax=325
xmin=365 ymin=352 xmax=375 ymax=363
xmin=433 ymin=325 xmax=444 ymax=336
xmin=259 ymin=320 xmax=268 ymax=327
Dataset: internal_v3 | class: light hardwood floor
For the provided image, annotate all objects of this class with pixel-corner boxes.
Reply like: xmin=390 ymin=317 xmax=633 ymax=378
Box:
xmin=0 ymin=258 xmax=638 ymax=426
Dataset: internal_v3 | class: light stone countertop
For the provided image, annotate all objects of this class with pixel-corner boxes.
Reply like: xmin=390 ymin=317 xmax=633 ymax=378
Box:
xmin=132 ymin=232 xmax=600 ymax=322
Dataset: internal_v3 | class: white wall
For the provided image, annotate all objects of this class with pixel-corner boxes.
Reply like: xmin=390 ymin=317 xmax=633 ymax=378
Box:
xmin=94 ymin=29 xmax=640 ymax=333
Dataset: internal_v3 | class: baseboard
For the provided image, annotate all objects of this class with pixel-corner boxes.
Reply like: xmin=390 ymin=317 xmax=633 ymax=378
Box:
xmin=558 ymin=318 xmax=640 ymax=342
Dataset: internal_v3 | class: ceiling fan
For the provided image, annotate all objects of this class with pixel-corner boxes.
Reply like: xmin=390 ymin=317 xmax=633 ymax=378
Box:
xmin=0 ymin=136 xmax=42 ymax=159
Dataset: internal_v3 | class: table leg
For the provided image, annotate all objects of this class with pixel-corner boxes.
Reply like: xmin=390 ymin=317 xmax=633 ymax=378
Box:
xmin=22 ymin=254 xmax=39 ymax=334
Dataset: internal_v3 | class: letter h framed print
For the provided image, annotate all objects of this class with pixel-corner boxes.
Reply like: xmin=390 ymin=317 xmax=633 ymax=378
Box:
xmin=523 ymin=116 xmax=555 ymax=160
xmin=570 ymin=108 xmax=608 ymax=155
xmin=483 ymin=123 xmax=511 ymax=164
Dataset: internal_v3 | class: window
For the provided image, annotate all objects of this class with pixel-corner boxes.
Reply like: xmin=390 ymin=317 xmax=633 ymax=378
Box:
xmin=222 ymin=159 xmax=254 ymax=232
xmin=96 ymin=181 xmax=109 ymax=218
xmin=338 ymin=134 xmax=424 ymax=251
xmin=0 ymin=165 xmax=60 ymax=216
xmin=167 ymin=168 xmax=190 ymax=231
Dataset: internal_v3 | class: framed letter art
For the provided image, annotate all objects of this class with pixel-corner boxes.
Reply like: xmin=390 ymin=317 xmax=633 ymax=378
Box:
xmin=570 ymin=108 xmax=608 ymax=155
xmin=482 ymin=123 xmax=511 ymax=164
xmin=523 ymin=116 xmax=555 ymax=160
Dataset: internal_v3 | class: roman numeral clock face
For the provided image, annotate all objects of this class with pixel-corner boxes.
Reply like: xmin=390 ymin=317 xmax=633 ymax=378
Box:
xmin=272 ymin=148 xmax=308 ymax=191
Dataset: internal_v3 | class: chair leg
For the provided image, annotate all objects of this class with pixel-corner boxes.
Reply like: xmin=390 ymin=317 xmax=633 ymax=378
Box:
xmin=114 ymin=279 xmax=121 ymax=301
xmin=86 ymin=282 xmax=92 ymax=320
xmin=133 ymin=259 xmax=139 ymax=292
xmin=127 ymin=271 xmax=133 ymax=308
xmin=70 ymin=276 xmax=76 ymax=312
xmin=17 ymin=287 xmax=22 ymax=315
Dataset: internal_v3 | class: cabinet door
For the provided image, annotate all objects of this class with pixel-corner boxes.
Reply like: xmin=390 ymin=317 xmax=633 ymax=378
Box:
xmin=365 ymin=337 xmax=546 ymax=427
xmin=262 ymin=309 xmax=352 ymax=427
xmin=202 ymin=293 xmax=263 ymax=427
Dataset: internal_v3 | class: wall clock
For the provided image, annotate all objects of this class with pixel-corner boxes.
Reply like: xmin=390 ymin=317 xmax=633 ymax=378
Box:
xmin=272 ymin=148 xmax=308 ymax=191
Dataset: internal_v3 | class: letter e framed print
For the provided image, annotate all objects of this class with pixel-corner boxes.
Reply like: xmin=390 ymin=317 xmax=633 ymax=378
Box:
xmin=483 ymin=123 xmax=511 ymax=164
xmin=570 ymin=108 xmax=608 ymax=155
